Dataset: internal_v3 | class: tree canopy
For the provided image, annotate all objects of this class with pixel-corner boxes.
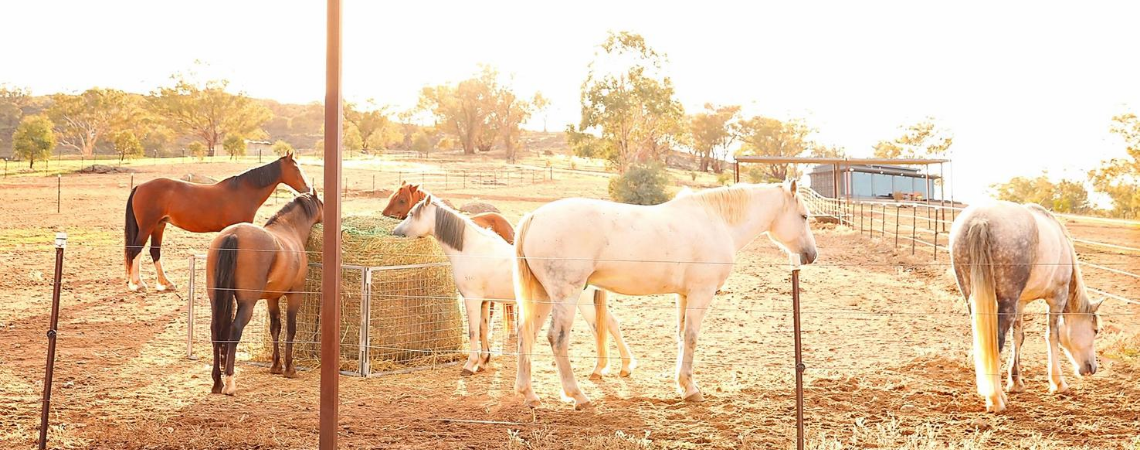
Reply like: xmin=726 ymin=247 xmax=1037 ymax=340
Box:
xmin=991 ymin=172 xmax=1089 ymax=214
xmin=13 ymin=114 xmax=56 ymax=168
xmin=689 ymin=104 xmax=740 ymax=173
xmin=1089 ymin=113 xmax=1140 ymax=218
xmin=149 ymin=73 xmax=271 ymax=157
xmin=873 ymin=118 xmax=953 ymax=159
xmin=735 ymin=116 xmax=812 ymax=182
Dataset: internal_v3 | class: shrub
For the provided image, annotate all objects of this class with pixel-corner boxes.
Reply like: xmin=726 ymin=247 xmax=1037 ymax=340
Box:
xmin=189 ymin=142 xmax=207 ymax=160
xmin=608 ymin=161 xmax=670 ymax=205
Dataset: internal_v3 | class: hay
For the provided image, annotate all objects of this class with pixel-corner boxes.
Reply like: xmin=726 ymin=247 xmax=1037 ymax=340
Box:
xmin=254 ymin=215 xmax=465 ymax=373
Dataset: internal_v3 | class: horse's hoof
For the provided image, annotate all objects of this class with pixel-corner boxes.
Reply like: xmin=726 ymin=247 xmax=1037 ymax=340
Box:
xmin=1050 ymin=384 xmax=1069 ymax=394
xmin=1006 ymin=382 xmax=1025 ymax=394
xmin=128 ymin=282 xmax=146 ymax=293
xmin=683 ymin=391 xmax=704 ymax=403
xmin=283 ymin=370 xmax=299 ymax=379
xmin=574 ymin=400 xmax=593 ymax=411
xmin=619 ymin=369 xmax=633 ymax=378
xmin=460 ymin=368 xmax=476 ymax=377
xmin=524 ymin=397 xmax=542 ymax=408
xmin=589 ymin=372 xmax=604 ymax=381
xmin=270 ymin=366 xmax=283 ymax=375
xmin=211 ymin=384 xmax=223 ymax=394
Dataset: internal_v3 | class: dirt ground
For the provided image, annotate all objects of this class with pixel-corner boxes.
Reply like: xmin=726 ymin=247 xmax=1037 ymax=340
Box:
xmin=1 ymin=156 xmax=1138 ymax=449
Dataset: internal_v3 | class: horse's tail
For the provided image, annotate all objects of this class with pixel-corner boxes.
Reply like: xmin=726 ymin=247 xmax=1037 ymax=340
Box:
xmin=966 ymin=219 xmax=1000 ymax=400
xmin=593 ymin=288 xmax=609 ymax=369
xmin=212 ymin=234 xmax=240 ymax=350
xmin=513 ymin=213 xmax=545 ymax=337
xmin=124 ymin=186 xmax=141 ymax=274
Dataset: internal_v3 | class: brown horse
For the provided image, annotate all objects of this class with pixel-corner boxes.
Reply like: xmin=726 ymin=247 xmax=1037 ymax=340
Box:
xmin=381 ymin=182 xmax=515 ymax=244
xmin=207 ymin=191 xmax=323 ymax=395
xmin=124 ymin=152 xmax=311 ymax=292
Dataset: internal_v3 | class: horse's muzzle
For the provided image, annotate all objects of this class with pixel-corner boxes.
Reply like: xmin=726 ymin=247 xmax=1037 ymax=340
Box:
xmin=1080 ymin=362 xmax=1097 ymax=376
xmin=800 ymin=249 xmax=818 ymax=265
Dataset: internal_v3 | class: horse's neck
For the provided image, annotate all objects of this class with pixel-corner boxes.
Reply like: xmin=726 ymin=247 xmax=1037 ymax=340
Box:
xmin=226 ymin=178 xmax=280 ymax=213
xmin=1066 ymin=246 xmax=1091 ymax=313
xmin=270 ymin=219 xmax=317 ymax=248
xmin=723 ymin=188 xmax=781 ymax=252
xmin=434 ymin=220 xmax=504 ymax=262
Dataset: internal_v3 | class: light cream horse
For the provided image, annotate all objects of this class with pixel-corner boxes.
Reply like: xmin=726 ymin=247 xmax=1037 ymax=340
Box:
xmin=950 ymin=201 xmax=1102 ymax=413
xmin=514 ymin=181 xmax=818 ymax=408
xmin=393 ymin=194 xmax=636 ymax=377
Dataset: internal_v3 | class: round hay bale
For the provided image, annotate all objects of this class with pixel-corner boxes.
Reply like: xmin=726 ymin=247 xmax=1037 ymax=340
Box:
xmin=458 ymin=201 xmax=500 ymax=215
xmin=181 ymin=173 xmax=218 ymax=184
xmin=255 ymin=215 xmax=464 ymax=373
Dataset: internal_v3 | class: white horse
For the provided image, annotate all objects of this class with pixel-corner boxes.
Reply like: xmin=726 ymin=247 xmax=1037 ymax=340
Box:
xmin=513 ymin=181 xmax=818 ymax=408
xmin=392 ymin=194 xmax=636 ymax=377
xmin=950 ymin=201 xmax=1102 ymax=413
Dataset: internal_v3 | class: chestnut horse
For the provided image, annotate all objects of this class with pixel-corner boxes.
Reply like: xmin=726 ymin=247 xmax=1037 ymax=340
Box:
xmin=382 ymin=181 xmax=517 ymax=332
xmin=207 ymin=191 xmax=323 ymax=395
xmin=382 ymin=182 xmax=515 ymax=244
xmin=124 ymin=152 xmax=311 ymax=292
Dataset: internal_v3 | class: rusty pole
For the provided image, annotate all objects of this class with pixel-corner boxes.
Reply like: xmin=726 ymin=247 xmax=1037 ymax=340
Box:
xmin=791 ymin=254 xmax=805 ymax=450
xmin=734 ymin=161 xmax=740 ymax=184
xmin=38 ymin=233 xmax=67 ymax=450
xmin=320 ymin=0 xmax=343 ymax=448
xmin=894 ymin=205 xmax=900 ymax=248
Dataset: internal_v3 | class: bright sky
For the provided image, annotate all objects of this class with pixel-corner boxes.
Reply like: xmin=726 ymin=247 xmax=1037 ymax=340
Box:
xmin=3 ymin=0 xmax=1139 ymax=203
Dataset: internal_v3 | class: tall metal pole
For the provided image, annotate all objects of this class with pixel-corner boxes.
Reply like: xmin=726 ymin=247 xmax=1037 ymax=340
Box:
xmin=790 ymin=255 xmax=805 ymax=450
xmin=321 ymin=0 xmax=343 ymax=448
xmin=38 ymin=233 xmax=67 ymax=450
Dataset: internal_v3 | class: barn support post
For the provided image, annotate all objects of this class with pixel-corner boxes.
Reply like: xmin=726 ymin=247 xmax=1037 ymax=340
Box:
xmin=320 ymin=0 xmax=343 ymax=447
xmin=790 ymin=254 xmax=805 ymax=450
xmin=359 ymin=268 xmax=371 ymax=377
xmin=38 ymin=233 xmax=66 ymax=450
xmin=187 ymin=255 xmax=196 ymax=359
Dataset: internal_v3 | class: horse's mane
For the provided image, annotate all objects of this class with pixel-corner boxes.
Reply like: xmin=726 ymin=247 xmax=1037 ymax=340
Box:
xmin=265 ymin=193 xmax=320 ymax=227
xmin=675 ymin=184 xmax=761 ymax=225
xmin=1026 ymin=204 xmax=1094 ymax=314
xmin=226 ymin=158 xmax=282 ymax=189
xmin=409 ymin=196 xmax=499 ymax=252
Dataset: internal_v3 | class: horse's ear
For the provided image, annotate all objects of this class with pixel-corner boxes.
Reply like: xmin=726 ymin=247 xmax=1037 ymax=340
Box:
xmin=400 ymin=180 xmax=406 ymax=186
xmin=285 ymin=150 xmax=294 ymax=160
xmin=788 ymin=179 xmax=798 ymax=193
xmin=408 ymin=184 xmax=419 ymax=194
xmin=1090 ymin=297 xmax=1104 ymax=312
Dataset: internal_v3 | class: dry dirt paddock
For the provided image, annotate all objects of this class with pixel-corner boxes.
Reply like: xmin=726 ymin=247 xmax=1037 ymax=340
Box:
xmin=1 ymin=157 xmax=1138 ymax=449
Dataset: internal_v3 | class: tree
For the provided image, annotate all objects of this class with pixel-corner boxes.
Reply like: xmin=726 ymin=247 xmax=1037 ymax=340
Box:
xmin=346 ymin=101 xmax=396 ymax=152
xmin=13 ymin=115 xmax=56 ymax=169
xmin=223 ymin=134 xmax=247 ymax=159
xmin=344 ymin=122 xmax=363 ymax=154
xmin=493 ymin=88 xmax=534 ymax=162
xmin=810 ymin=143 xmax=846 ymax=158
xmin=575 ymin=31 xmax=686 ymax=172
xmin=46 ymin=88 xmax=140 ymax=157
xmin=418 ymin=66 xmax=499 ymax=154
xmin=188 ymin=141 xmax=207 ymax=160
xmin=532 ymin=92 xmax=550 ymax=132
xmin=873 ymin=118 xmax=954 ymax=159
xmin=139 ymin=126 xmax=175 ymax=156
xmin=608 ymin=161 xmax=670 ymax=205
xmin=1089 ymin=113 xmax=1140 ymax=218
xmin=113 ymin=131 xmax=144 ymax=161
xmin=991 ymin=172 xmax=1090 ymax=214
xmin=150 ymin=73 xmax=272 ymax=157
xmin=689 ymin=104 xmax=740 ymax=173
xmin=735 ymin=116 xmax=812 ymax=182
xmin=411 ymin=130 xmax=433 ymax=155
xmin=1 ymin=84 xmax=32 ymax=152
xmin=271 ymin=140 xmax=294 ymax=156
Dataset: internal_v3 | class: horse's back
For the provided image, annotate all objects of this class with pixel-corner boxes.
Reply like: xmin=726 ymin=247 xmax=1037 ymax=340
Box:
xmin=134 ymin=177 xmax=237 ymax=232
xmin=208 ymin=223 xmax=300 ymax=297
xmin=951 ymin=201 xmax=1068 ymax=300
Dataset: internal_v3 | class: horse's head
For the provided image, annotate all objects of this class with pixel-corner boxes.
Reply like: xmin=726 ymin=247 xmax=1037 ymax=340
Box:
xmin=280 ymin=151 xmax=311 ymax=194
xmin=767 ymin=179 xmax=818 ymax=265
xmin=1060 ymin=296 xmax=1103 ymax=376
xmin=382 ymin=182 xmax=425 ymax=219
xmin=392 ymin=194 xmax=436 ymax=239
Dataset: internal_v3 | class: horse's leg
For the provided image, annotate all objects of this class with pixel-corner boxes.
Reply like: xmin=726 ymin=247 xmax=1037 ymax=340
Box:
xmin=677 ymin=289 xmax=714 ymax=402
xmin=222 ymin=298 xmax=256 ymax=396
xmin=128 ymin=222 xmax=155 ymax=292
xmin=505 ymin=303 xmax=517 ymax=339
xmin=150 ymin=222 xmax=176 ymax=292
xmin=460 ymin=295 xmax=484 ymax=376
xmin=1045 ymin=291 xmax=1069 ymax=394
xmin=605 ymin=308 xmax=636 ymax=377
xmin=210 ymin=320 xmax=223 ymax=394
xmin=267 ymin=297 xmax=283 ymax=374
xmin=479 ymin=301 xmax=493 ymax=368
xmin=577 ymin=299 xmax=610 ymax=379
xmin=1007 ymin=306 xmax=1026 ymax=393
xmin=284 ymin=292 xmax=301 ymax=378
xmin=548 ymin=292 xmax=589 ymax=409
xmin=516 ymin=291 xmax=553 ymax=408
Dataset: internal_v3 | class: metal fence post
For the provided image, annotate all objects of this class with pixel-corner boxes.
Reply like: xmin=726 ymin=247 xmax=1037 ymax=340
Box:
xmin=790 ymin=254 xmax=805 ymax=450
xmin=881 ymin=203 xmax=886 ymax=237
xmin=911 ymin=206 xmax=917 ymax=255
xmin=894 ymin=205 xmax=900 ymax=248
xmin=359 ymin=268 xmax=371 ymax=377
xmin=859 ymin=203 xmax=864 ymax=234
xmin=56 ymin=175 xmax=61 ymax=214
xmin=38 ymin=233 xmax=67 ymax=450
xmin=187 ymin=255 xmax=197 ymax=359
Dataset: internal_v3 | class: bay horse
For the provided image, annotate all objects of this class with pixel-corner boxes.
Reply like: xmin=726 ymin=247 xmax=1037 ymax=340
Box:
xmin=207 ymin=190 xmax=323 ymax=395
xmin=382 ymin=181 xmax=518 ymax=330
xmin=514 ymin=181 xmax=817 ymax=408
xmin=124 ymin=152 xmax=311 ymax=292
xmin=393 ymin=194 xmax=636 ymax=378
xmin=949 ymin=201 xmax=1102 ymax=413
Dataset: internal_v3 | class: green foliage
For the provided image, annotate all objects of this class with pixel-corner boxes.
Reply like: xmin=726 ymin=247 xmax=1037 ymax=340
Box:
xmin=578 ymin=31 xmax=686 ymax=172
xmin=188 ymin=141 xmax=207 ymax=160
xmin=873 ymin=118 xmax=954 ymax=159
xmin=47 ymin=88 xmax=143 ymax=157
xmin=1 ymin=84 xmax=32 ymax=152
xmin=689 ymin=103 xmax=740 ymax=173
xmin=810 ymin=143 xmax=846 ymax=158
xmin=411 ymin=130 xmax=432 ymax=155
xmin=344 ymin=123 xmax=363 ymax=153
xmin=13 ymin=114 xmax=56 ymax=168
xmin=346 ymin=101 xmax=397 ymax=152
xmin=532 ymin=92 xmax=550 ymax=132
xmin=1089 ymin=113 xmax=1140 ymax=218
xmin=735 ymin=116 xmax=812 ymax=181
xmin=418 ymin=65 xmax=534 ymax=158
xmin=113 ymin=131 xmax=143 ymax=161
xmin=991 ymin=172 xmax=1090 ymax=214
xmin=271 ymin=140 xmax=294 ymax=156
xmin=223 ymin=134 xmax=246 ymax=159
xmin=149 ymin=71 xmax=272 ymax=157
xmin=608 ymin=161 xmax=670 ymax=205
